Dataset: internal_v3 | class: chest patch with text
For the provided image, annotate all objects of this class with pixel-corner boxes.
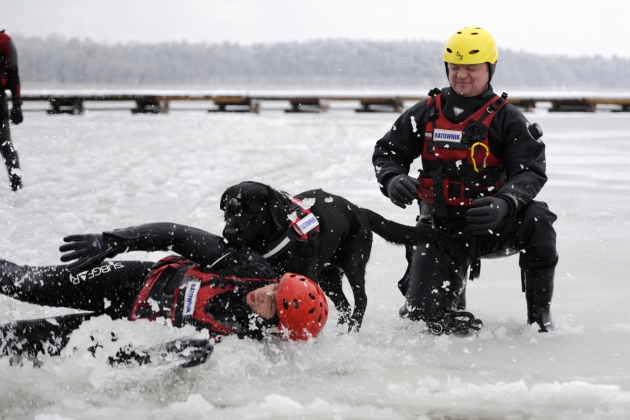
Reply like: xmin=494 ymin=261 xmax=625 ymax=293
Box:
xmin=433 ymin=129 xmax=463 ymax=142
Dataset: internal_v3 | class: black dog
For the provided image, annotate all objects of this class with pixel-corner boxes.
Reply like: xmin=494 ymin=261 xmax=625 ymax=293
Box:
xmin=221 ymin=181 xmax=372 ymax=331
xmin=220 ymin=182 xmax=441 ymax=331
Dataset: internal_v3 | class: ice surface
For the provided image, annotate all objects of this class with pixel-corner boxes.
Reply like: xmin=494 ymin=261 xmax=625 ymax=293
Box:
xmin=1 ymin=107 xmax=630 ymax=419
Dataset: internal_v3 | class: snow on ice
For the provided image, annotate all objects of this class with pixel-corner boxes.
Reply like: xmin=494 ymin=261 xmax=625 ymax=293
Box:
xmin=1 ymin=106 xmax=630 ymax=419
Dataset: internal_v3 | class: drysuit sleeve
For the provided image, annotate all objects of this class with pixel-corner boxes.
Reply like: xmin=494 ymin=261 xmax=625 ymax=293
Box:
xmin=60 ymin=223 xmax=274 ymax=273
xmin=488 ymin=104 xmax=549 ymax=214
xmin=103 ymin=223 xmax=236 ymax=266
xmin=372 ymin=100 xmax=428 ymax=197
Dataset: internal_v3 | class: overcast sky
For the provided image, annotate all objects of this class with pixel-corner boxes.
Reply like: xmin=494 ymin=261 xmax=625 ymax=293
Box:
xmin=2 ymin=0 xmax=627 ymax=58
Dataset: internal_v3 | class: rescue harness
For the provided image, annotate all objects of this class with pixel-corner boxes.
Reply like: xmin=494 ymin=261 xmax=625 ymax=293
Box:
xmin=129 ymin=256 xmax=278 ymax=337
xmin=262 ymin=196 xmax=320 ymax=258
xmin=417 ymin=88 xmax=508 ymax=218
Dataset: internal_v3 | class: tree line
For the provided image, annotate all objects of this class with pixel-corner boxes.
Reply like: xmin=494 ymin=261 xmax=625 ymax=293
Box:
xmin=13 ymin=35 xmax=630 ymax=90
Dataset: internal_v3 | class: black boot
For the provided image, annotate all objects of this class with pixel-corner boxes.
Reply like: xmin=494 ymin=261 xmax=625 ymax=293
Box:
xmin=457 ymin=283 xmax=467 ymax=310
xmin=10 ymin=172 xmax=22 ymax=192
xmin=523 ymin=267 xmax=555 ymax=332
xmin=2 ymin=144 xmax=22 ymax=191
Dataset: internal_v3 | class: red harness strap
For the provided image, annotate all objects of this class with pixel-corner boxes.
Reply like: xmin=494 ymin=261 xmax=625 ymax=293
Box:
xmin=129 ymin=256 xmax=277 ymax=337
xmin=129 ymin=256 xmax=185 ymax=322
xmin=417 ymin=93 xmax=507 ymax=210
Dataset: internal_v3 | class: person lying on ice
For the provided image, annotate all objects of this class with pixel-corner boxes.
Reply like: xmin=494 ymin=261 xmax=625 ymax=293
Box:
xmin=0 ymin=223 xmax=329 ymax=367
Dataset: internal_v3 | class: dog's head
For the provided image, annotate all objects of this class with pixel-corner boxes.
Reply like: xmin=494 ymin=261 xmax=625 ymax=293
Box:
xmin=221 ymin=181 xmax=292 ymax=248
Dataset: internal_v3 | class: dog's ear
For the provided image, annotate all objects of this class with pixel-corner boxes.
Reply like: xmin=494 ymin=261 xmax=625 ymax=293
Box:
xmin=267 ymin=187 xmax=291 ymax=230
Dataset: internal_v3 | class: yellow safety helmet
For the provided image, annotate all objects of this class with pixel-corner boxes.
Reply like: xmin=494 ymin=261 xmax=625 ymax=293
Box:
xmin=443 ymin=27 xmax=498 ymax=65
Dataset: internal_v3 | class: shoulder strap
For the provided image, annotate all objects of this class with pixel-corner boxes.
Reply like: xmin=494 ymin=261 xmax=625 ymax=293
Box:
xmin=426 ymin=88 xmax=441 ymax=122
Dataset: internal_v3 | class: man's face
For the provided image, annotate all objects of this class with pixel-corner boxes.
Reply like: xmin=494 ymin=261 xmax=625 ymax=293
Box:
xmin=246 ymin=283 xmax=278 ymax=319
xmin=447 ymin=63 xmax=490 ymax=97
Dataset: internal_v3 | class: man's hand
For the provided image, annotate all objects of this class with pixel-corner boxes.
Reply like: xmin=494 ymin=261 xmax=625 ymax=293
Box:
xmin=466 ymin=196 xmax=511 ymax=234
xmin=109 ymin=339 xmax=214 ymax=369
xmin=59 ymin=233 xmax=126 ymax=272
xmin=386 ymin=175 xmax=420 ymax=209
xmin=10 ymin=105 xmax=23 ymax=125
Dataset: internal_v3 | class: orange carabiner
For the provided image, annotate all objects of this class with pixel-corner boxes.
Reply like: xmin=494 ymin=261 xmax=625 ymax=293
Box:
xmin=471 ymin=142 xmax=490 ymax=173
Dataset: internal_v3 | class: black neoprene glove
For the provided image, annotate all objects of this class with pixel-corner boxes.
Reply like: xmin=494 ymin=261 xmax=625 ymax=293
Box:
xmin=386 ymin=175 xmax=421 ymax=209
xmin=466 ymin=196 xmax=511 ymax=235
xmin=10 ymin=99 xmax=23 ymax=125
xmin=59 ymin=232 xmax=130 ymax=272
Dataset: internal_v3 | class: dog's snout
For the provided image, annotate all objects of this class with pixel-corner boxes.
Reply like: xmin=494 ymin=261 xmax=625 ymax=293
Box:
xmin=222 ymin=226 xmax=244 ymax=245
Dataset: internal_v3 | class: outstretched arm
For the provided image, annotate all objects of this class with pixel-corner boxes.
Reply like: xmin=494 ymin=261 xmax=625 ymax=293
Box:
xmin=107 ymin=223 xmax=233 ymax=262
xmin=60 ymin=223 xmax=235 ymax=271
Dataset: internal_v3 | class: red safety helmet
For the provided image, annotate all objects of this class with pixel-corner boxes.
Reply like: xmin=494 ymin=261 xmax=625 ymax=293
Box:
xmin=276 ymin=273 xmax=328 ymax=341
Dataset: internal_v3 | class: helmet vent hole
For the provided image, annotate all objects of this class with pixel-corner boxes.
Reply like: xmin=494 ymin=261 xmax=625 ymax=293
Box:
xmin=471 ymin=32 xmax=478 ymax=35
xmin=309 ymin=293 xmax=316 ymax=300
xmin=299 ymin=278 xmax=306 ymax=282
xmin=469 ymin=50 xmax=479 ymax=55
xmin=446 ymin=48 xmax=452 ymax=53
xmin=293 ymin=300 xmax=299 ymax=309
xmin=457 ymin=31 xmax=462 ymax=34
xmin=318 ymin=315 xmax=322 ymax=322
xmin=309 ymin=308 xmax=316 ymax=314
xmin=283 ymin=299 xmax=289 ymax=310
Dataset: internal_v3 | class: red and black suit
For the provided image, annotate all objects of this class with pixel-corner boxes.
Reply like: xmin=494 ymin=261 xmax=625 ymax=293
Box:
xmin=373 ymin=86 xmax=558 ymax=324
xmin=0 ymin=224 xmax=279 ymax=358
xmin=0 ymin=30 xmax=22 ymax=191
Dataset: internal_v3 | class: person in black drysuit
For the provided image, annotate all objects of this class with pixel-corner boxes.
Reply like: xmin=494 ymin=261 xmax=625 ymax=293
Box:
xmin=0 ymin=30 xmax=23 ymax=191
xmin=372 ymin=27 xmax=558 ymax=334
xmin=0 ymin=223 xmax=286 ymax=367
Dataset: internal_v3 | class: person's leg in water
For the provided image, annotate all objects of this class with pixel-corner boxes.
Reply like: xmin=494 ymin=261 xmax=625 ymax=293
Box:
xmin=0 ymin=259 xmax=153 ymax=356
xmin=398 ymin=212 xmax=476 ymax=334
xmin=0 ymin=96 xmax=21 ymax=191
xmin=476 ymin=200 xmax=558 ymax=331
xmin=0 ymin=313 xmax=93 ymax=358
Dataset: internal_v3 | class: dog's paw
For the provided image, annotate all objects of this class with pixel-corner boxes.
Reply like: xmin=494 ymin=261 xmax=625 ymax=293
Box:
xmin=347 ymin=324 xmax=361 ymax=334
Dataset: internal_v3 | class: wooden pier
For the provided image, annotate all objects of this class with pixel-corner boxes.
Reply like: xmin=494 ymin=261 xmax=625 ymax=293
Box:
xmin=20 ymin=92 xmax=630 ymax=114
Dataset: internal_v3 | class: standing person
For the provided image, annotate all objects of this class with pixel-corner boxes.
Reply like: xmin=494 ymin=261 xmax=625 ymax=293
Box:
xmin=0 ymin=223 xmax=328 ymax=366
xmin=0 ymin=30 xmax=23 ymax=192
xmin=372 ymin=27 xmax=558 ymax=334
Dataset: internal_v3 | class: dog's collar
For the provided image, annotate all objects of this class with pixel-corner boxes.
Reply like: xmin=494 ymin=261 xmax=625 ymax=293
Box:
xmin=262 ymin=198 xmax=320 ymax=259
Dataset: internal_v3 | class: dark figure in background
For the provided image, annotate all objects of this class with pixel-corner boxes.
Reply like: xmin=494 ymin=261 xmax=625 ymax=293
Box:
xmin=372 ymin=27 xmax=558 ymax=333
xmin=0 ymin=30 xmax=23 ymax=191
